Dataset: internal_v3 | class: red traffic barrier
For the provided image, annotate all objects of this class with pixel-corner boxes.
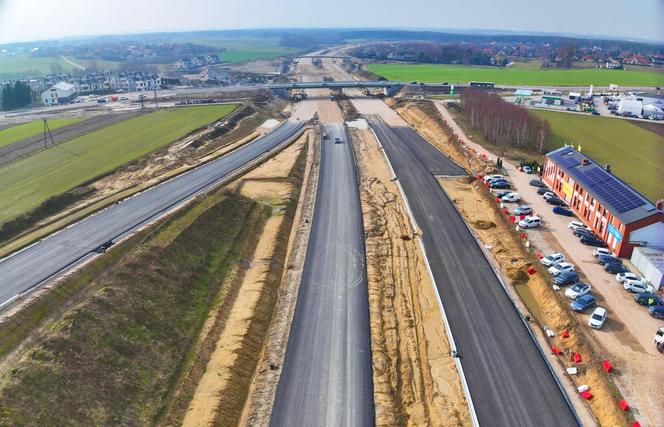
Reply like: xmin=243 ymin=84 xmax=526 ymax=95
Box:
xmin=502 ymin=208 xmax=508 ymax=214
xmin=602 ymin=359 xmax=613 ymax=373
xmin=509 ymin=215 xmax=516 ymax=223
xmin=620 ymin=399 xmax=629 ymax=411
xmin=520 ymin=215 xmax=526 ymax=220
xmin=633 ymin=422 xmax=641 ymax=427
xmin=580 ymin=390 xmax=593 ymax=400
xmin=561 ymin=329 xmax=570 ymax=338
xmin=496 ymin=197 xmax=501 ymax=202
xmin=519 ymin=233 xmax=528 ymax=239
xmin=485 ymin=182 xmax=490 ymax=187
xmin=527 ymin=266 xmax=537 ymax=275
xmin=573 ymin=352 xmax=582 ymax=363
xmin=536 ymin=253 xmax=543 ymax=260
xmin=551 ymin=346 xmax=562 ymax=355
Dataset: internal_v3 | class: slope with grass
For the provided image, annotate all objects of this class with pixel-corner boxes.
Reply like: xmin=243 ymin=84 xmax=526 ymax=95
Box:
xmin=0 ymin=117 xmax=85 ymax=149
xmin=0 ymin=104 xmax=237 ymax=224
xmin=532 ymin=110 xmax=664 ymax=201
xmin=367 ymin=63 xmax=664 ymax=87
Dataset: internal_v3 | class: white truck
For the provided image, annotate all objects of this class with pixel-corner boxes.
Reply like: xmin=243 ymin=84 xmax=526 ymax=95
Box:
xmin=655 ymin=327 xmax=664 ymax=354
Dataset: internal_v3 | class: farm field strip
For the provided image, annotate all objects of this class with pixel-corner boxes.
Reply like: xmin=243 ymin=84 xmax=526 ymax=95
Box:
xmin=0 ymin=104 xmax=237 ymax=223
xmin=0 ymin=117 xmax=85 ymax=149
xmin=532 ymin=109 xmax=664 ymax=201
xmin=367 ymin=63 xmax=664 ymax=86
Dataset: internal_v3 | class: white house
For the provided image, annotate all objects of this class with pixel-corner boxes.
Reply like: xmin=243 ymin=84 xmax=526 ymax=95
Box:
xmin=41 ymin=82 xmax=76 ymax=106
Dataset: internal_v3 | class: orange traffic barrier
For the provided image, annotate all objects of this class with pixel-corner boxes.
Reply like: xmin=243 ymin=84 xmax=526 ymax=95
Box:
xmin=519 ymin=233 xmax=528 ymax=239
xmin=502 ymin=208 xmax=508 ymax=214
xmin=620 ymin=399 xmax=629 ymax=411
xmin=536 ymin=253 xmax=543 ymax=260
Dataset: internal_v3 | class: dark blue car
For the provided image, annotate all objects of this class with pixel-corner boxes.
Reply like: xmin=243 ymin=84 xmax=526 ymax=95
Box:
xmin=598 ymin=254 xmax=621 ymax=266
xmin=553 ymin=206 xmax=574 ymax=216
xmin=547 ymin=197 xmax=566 ymax=206
xmin=490 ymin=180 xmax=511 ymax=189
xmin=605 ymin=262 xmax=629 ymax=274
xmin=581 ymin=235 xmax=607 ymax=247
xmin=554 ymin=271 xmax=579 ymax=286
xmin=537 ymin=187 xmax=549 ymax=195
xmin=571 ymin=294 xmax=596 ymax=312
xmin=634 ymin=293 xmax=664 ymax=306
xmin=649 ymin=306 xmax=664 ymax=319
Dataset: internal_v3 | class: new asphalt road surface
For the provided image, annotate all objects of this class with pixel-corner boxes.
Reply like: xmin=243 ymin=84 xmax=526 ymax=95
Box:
xmin=270 ymin=124 xmax=374 ymax=427
xmin=370 ymin=120 xmax=579 ymax=426
xmin=0 ymin=119 xmax=305 ymax=306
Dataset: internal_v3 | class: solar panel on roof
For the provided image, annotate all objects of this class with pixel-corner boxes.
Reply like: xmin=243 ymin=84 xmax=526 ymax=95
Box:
xmin=578 ymin=168 xmax=646 ymax=214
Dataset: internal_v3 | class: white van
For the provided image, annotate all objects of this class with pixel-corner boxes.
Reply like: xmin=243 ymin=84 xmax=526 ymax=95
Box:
xmin=518 ymin=216 xmax=541 ymax=229
xmin=501 ymin=192 xmax=521 ymax=203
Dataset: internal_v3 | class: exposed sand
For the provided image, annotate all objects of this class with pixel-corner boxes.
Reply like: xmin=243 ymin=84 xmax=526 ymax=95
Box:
xmin=352 ymin=128 xmax=470 ymax=426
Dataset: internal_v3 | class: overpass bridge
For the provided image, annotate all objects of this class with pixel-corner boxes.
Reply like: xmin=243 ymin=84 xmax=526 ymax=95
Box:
xmin=265 ymin=80 xmax=457 ymax=97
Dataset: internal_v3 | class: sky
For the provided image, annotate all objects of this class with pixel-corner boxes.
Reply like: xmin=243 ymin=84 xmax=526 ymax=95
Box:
xmin=0 ymin=0 xmax=662 ymax=44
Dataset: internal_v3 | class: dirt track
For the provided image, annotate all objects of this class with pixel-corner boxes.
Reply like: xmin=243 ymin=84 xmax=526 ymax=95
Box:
xmin=0 ymin=111 xmax=143 ymax=166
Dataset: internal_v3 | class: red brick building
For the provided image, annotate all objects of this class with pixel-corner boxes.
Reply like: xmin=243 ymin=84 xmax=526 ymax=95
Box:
xmin=543 ymin=147 xmax=664 ymax=258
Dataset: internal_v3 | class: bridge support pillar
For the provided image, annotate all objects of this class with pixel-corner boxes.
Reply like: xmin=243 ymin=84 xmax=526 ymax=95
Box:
xmin=385 ymin=85 xmax=404 ymax=97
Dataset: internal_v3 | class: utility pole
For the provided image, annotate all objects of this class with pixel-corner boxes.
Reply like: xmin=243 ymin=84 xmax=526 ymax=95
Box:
xmin=154 ymin=86 xmax=158 ymax=109
xmin=43 ymin=118 xmax=55 ymax=148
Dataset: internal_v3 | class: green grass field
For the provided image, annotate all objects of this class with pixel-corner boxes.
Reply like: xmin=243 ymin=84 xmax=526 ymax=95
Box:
xmin=0 ymin=104 xmax=237 ymax=223
xmin=367 ymin=63 xmax=664 ymax=87
xmin=0 ymin=118 xmax=84 ymax=149
xmin=169 ymin=35 xmax=298 ymax=62
xmin=531 ymin=110 xmax=664 ymax=201
xmin=0 ymin=54 xmax=120 ymax=80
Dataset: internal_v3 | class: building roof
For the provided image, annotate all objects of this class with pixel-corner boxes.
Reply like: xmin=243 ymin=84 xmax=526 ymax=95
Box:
xmin=546 ymin=146 xmax=660 ymax=225
xmin=636 ymin=92 xmax=664 ymax=101
xmin=53 ymin=81 xmax=75 ymax=91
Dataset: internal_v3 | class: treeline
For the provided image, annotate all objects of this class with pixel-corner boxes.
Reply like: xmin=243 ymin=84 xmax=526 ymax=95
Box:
xmin=1 ymin=81 xmax=33 ymax=111
xmin=461 ymin=89 xmax=549 ymax=153
xmin=351 ymin=42 xmax=496 ymax=66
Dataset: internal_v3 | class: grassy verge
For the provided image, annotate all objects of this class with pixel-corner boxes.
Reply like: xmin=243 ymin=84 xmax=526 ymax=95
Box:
xmin=0 ymin=118 xmax=85 ymax=149
xmin=531 ymin=110 xmax=664 ymax=201
xmin=0 ymin=104 xmax=237 ymax=224
xmin=367 ymin=63 xmax=664 ymax=86
xmin=0 ymin=191 xmax=268 ymax=425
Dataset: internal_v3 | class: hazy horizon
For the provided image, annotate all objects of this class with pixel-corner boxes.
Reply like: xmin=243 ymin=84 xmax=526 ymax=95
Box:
xmin=0 ymin=0 xmax=662 ymax=45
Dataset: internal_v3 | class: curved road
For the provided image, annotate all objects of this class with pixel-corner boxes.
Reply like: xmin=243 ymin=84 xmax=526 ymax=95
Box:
xmin=270 ymin=124 xmax=374 ymax=427
xmin=0 ymin=119 xmax=305 ymax=306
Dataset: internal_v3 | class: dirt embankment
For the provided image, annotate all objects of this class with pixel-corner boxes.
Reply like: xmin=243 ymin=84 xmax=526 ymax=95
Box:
xmin=352 ymin=128 xmax=470 ymax=426
xmin=159 ymin=132 xmax=313 ymax=427
xmin=0 ymin=191 xmax=269 ymax=425
xmin=391 ymin=100 xmax=626 ymax=426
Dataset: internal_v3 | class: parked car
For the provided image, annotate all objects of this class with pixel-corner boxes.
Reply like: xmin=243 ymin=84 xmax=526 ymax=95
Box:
xmin=537 ymin=187 xmax=549 ymax=195
xmin=553 ymin=206 xmax=574 ymax=216
xmin=598 ymin=254 xmax=621 ymax=266
xmin=484 ymin=175 xmax=504 ymax=183
xmin=540 ymin=252 xmax=565 ymax=267
xmin=624 ymin=280 xmax=653 ymax=294
xmin=543 ymin=192 xmax=556 ymax=200
xmin=490 ymin=180 xmax=511 ymax=189
xmin=529 ymin=179 xmax=546 ymax=188
xmin=565 ymin=283 xmax=592 ymax=299
xmin=605 ymin=262 xmax=629 ymax=274
xmin=513 ymin=205 xmax=533 ymax=216
xmin=522 ymin=165 xmax=533 ymax=174
xmin=593 ymin=248 xmax=615 ymax=258
xmin=555 ymin=271 xmax=580 ymax=286
xmin=573 ymin=228 xmax=597 ymax=238
xmin=547 ymin=197 xmax=566 ymax=206
xmin=581 ymin=235 xmax=607 ymax=247
xmin=569 ymin=221 xmax=588 ymax=231
xmin=549 ymin=262 xmax=575 ymax=276
xmin=571 ymin=294 xmax=596 ymax=312
xmin=501 ymin=192 xmax=521 ymax=203
xmin=649 ymin=306 xmax=664 ymax=319
xmin=588 ymin=307 xmax=607 ymax=329
xmin=634 ymin=293 xmax=664 ymax=307
xmin=518 ymin=216 xmax=541 ymax=229
xmin=495 ymin=190 xmax=511 ymax=199
xmin=616 ymin=272 xmax=640 ymax=283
